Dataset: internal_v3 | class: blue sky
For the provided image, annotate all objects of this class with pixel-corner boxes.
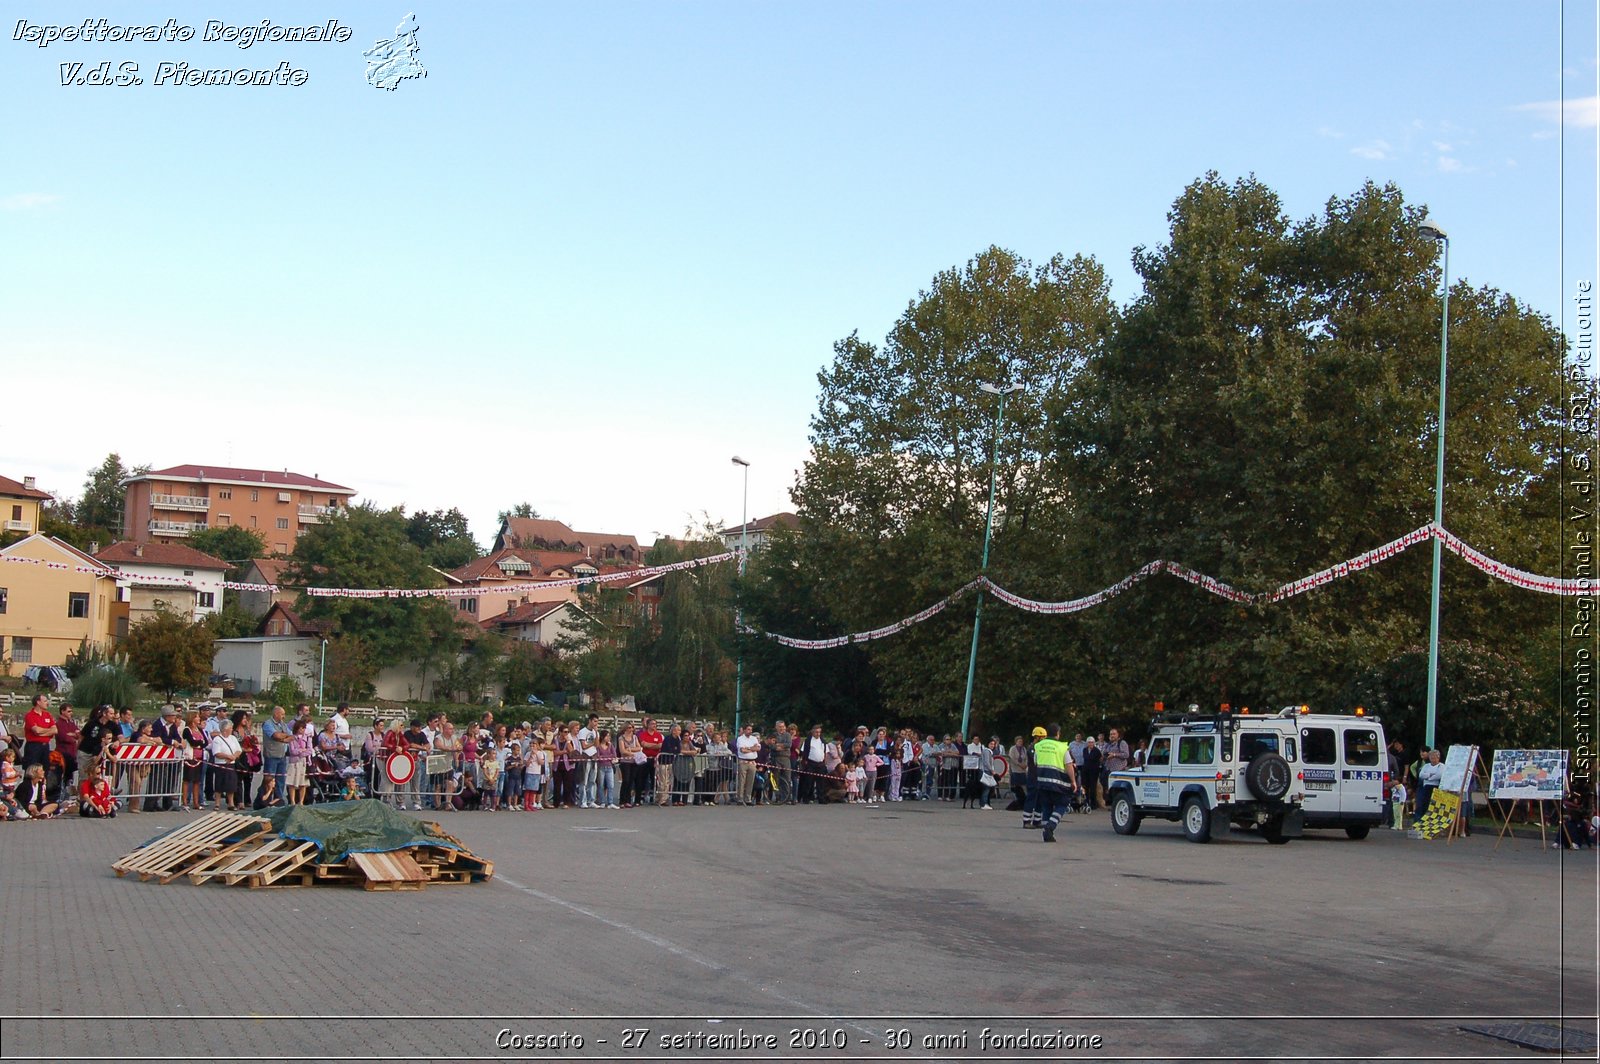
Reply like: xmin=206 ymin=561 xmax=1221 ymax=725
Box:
xmin=3 ymin=1 xmax=1595 ymax=547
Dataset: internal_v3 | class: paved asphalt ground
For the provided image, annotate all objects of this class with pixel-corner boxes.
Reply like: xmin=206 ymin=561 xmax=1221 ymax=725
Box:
xmin=0 ymin=799 xmax=1595 ymax=1064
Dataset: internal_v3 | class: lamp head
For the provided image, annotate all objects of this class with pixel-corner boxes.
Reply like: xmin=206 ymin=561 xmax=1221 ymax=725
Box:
xmin=978 ymin=382 xmax=1025 ymax=397
xmin=730 ymin=456 xmax=750 ymax=467
xmin=1417 ymin=217 xmax=1448 ymax=243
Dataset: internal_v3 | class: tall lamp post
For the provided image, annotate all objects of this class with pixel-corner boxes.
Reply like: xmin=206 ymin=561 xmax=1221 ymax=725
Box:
xmin=318 ymin=637 xmax=328 ymax=712
xmin=1418 ymin=217 xmax=1450 ymax=750
xmin=959 ymin=381 xmax=1024 ymax=742
xmin=731 ymin=455 xmax=751 ymax=734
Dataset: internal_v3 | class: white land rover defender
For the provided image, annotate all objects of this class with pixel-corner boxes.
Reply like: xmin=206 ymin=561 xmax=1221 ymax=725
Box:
xmin=1107 ymin=707 xmax=1305 ymax=844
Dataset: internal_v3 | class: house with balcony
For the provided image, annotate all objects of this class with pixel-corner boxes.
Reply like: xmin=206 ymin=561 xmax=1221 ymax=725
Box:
xmin=0 ymin=534 xmax=127 ymax=672
xmin=122 ymin=465 xmax=356 ymax=553
xmin=0 ymin=474 xmax=53 ymax=540
xmin=446 ymin=547 xmax=638 ymax=620
xmin=94 ymin=540 xmax=230 ymax=625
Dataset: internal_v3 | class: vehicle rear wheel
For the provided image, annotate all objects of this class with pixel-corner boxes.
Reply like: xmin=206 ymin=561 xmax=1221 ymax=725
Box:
xmin=1244 ymin=752 xmax=1291 ymax=800
xmin=1345 ymin=824 xmax=1371 ymax=840
xmin=1181 ymin=797 xmax=1210 ymax=843
xmin=1111 ymin=792 xmax=1141 ymax=835
xmin=1261 ymin=815 xmax=1291 ymax=844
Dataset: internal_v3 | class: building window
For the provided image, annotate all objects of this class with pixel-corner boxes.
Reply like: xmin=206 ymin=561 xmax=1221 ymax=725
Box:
xmin=276 ymin=518 xmax=289 ymax=530
xmin=250 ymin=516 xmax=258 ymax=528
xmin=268 ymin=660 xmax=289 ymax=678
xmin=250 ymin=490 xmax=260 ymax=502
xmin=69 ymin=592 xmax=89 ymax=618
xmin=9 ymin=505 xmax=20 ymax=521
xmin=217 ymin=488 xmax=232 ymax=500
xmin=276 ymin=542 xmax=288 ymax=553
xmin=458 ymin=598 xmax=477 ymax=614
xmin=217 ymin=514 xmax=231 ymax=526
xmin=0 ymin=587 xmax=6 ymax=614
xmin=12 ymin=636 xmax=32 ymax=663
xmin=197 ymin=592 xmax=215 ymax=608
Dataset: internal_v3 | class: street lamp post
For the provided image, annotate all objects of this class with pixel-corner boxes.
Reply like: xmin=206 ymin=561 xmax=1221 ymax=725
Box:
xmin=1418 ymin=217 xmax=1450 ymax=750
xmin=731 ymin=455 xmax=751 ymax=734
xmin=959 ymin=381 xmax=1023 ymax=742
xmin=318 ymin=637 xmax=328 ymax=712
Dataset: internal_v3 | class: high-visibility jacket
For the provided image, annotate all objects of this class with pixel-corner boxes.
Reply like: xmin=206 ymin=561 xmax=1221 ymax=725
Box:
xmin=1034 ymin=738 xmax=1074 ymax=792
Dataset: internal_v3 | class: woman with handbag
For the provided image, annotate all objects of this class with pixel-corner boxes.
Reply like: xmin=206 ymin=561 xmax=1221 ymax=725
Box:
xmin=180 ymin=712 xmax=207 ymax=811
xmin=232 ymin=710 xmax=261 ymax=808
xmin=617 ymin=724 xmax=645 ymax=808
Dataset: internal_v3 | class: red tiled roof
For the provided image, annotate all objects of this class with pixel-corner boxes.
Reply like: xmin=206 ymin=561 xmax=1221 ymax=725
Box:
xmin=134 ymin=465 xmax=355 ymax=493
xmin=259 ymin=602 xmax=331 ymax=636
xmin=482 ymin=599 xmax=570 ymax=629
xmin=245 ymin=557 xmax=295 ymax=585
xmin=500 ymin=517 xmax=639 ymax=552
xmin=96 ymin=540 xmax=229 ymax=571
xmin=0 ymin=475 xmax=52 ymax=501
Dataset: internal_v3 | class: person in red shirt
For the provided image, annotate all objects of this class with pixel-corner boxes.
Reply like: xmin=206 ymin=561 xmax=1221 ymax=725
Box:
xmin=22 ymin=694 xmax=57 ymax=770
xmin=78 ymin=760 xmax=117 ymax=818
xmin=638 ymin=718 xmax=663 ymax=805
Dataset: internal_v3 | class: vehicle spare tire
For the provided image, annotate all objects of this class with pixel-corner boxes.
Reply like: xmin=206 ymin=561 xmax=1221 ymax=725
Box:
xmin=1244 ymin=751 xmax=1291 ymax=800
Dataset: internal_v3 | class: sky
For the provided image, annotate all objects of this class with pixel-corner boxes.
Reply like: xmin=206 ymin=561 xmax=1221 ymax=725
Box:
xmin=2 ymin=1 xmax=1596 ymax=548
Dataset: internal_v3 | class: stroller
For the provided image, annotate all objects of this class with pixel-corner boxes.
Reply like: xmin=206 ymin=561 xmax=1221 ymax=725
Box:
xmin=1067 ymin=784 xmax=1094 ymax=815
xmin=308 ymin=752 xmax=366 ymax=804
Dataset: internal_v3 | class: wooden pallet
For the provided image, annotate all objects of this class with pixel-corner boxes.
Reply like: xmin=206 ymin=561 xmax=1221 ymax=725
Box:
xmin=350 ymin=850 xmax=429 ymax=891
xmin=186 ymin=836 xmax=317 ymax=887
xmin=112 ymin=814 xmax=271 ymax=881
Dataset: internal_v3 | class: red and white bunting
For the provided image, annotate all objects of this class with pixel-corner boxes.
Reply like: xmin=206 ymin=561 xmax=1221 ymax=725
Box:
xmin=1434 ymin=526 xmax=1593 ymax=596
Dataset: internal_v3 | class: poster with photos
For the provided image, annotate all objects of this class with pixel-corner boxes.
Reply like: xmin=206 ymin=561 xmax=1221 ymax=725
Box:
xmin=1488 ymin=749 xmax=1569 ymax=800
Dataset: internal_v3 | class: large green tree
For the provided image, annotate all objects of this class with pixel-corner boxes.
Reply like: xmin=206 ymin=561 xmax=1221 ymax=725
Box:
xmin=79 ymin=453 xmax=148 ymax=536
xmin=186 ymin=526 xmax=269 ymax=574
xmin=404 ymin=507 xmax=481 ymax=571
xmin=284 ymin=503 xmax=463 ymax=691
xmin=124 ymin=603 xmax=214 ymax=700
xmin=784 ymin=245 xmax=1115 ymax=736
xmin=1061 ymin=175 xmax=1565 ymax=736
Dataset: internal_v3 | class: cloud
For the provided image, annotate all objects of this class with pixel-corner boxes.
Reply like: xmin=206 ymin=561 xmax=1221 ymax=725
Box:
xmin=1 ymin=192 xmax=60 ymax=211
xmin=1350 ymin=139 xmax=1391 ymax=160
xmin=1438 ymin=156 xmax=1463 ymax=173
xmin=1432 ymin=141 xmax=1453 ymax=153
xmin=1317 ymin=125 xmax=1344 ymax=139
xmin=1514 ymin=96 xmax=1599 ymax=128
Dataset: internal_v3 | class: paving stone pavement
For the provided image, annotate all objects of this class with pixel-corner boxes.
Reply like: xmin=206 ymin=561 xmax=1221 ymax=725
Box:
xmin=0 ymin=801 xmax=1594 ymax=1062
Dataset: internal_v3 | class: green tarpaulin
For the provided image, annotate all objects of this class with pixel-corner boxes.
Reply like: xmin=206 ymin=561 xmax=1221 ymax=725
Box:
xmin=258 ymin=799 xmax=461 ymax=862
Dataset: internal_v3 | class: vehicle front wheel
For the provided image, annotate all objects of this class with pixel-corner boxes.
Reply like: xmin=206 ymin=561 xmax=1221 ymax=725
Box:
xmin=1111 ymin=792 xmax=1141 ymax=835
xmin=1345 ymin=824 xmax=1371 ymax=840
xmin=1261 ymin=816 xmax=1291 ymax=844
xmin=1181 ymin=797 xmax=1211 ymax=843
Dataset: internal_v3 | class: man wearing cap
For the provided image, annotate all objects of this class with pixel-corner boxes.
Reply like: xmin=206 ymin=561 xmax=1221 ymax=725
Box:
xmin=1022 ymin=727 xmax=1046 ymax=828
xmin=1033 ymin=723 xmax=1078 ymax=842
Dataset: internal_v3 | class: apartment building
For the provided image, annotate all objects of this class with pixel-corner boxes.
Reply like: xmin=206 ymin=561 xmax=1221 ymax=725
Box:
xmin=122 ymin=465 xmax=357 ymax=553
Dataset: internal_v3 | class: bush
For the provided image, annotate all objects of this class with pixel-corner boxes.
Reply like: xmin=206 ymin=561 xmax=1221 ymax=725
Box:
xmin=70 ymin=664 xmax=145 ymax=710
xmin=261 ymin=674 xmax=306 ymax=710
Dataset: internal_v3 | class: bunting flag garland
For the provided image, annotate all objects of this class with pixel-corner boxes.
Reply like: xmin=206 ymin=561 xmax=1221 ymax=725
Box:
xmin=3 ymin=525 xmax=1591 ymax=650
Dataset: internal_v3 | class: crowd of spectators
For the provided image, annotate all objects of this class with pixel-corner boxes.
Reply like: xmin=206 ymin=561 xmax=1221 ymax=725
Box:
xmin=4 ymin=692 xmax=1596 ymax=850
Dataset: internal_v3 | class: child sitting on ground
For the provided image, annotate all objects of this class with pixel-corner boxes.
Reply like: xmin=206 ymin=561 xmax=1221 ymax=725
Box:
xmin=77 ymin=761 xmax=117 ymax=818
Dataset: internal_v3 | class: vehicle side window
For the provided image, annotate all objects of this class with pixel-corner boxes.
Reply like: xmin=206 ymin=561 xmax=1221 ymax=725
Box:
xmin=1302 ymin=727 xmax=1336 ymax=764
xmin=1239 ymin=733 xmax=1280 ymax=760
xmin=1177 ymin=736 xmax=1214 ymax=765
xmin=1147 ymin=737 xmax=1171 ymax=766
xmin=1344 ymin=728 xmax=1379 ymax=766
xmin=1284 ymin=737 xmax=1297 ymax=761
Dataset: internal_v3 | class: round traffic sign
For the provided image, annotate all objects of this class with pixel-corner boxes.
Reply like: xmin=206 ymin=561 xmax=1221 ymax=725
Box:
xmin=385 ymin=750 xmax=417 ymax=785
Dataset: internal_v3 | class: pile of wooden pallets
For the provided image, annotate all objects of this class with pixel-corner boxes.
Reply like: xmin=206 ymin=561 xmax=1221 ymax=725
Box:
xmin=112 ymin=812 xmax=493 ymax=890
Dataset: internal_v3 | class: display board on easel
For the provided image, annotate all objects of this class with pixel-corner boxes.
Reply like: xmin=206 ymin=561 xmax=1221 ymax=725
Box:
xmin=1414 ymin=745 xmax=1479 ymax=842
xmin=1489 ymin=749 xmax=1569 ymax=849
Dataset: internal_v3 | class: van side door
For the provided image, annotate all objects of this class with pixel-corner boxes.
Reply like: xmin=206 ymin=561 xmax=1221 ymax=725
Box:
xmin=1300 ymin=725 xmax=1338 ymax=817
xmin=1341 ymin=726 xmax=1383 ymax=819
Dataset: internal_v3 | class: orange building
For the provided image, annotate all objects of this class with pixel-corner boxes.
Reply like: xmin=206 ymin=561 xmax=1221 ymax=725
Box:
xmin=122 ymin=465 xmax=356 ymax=554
